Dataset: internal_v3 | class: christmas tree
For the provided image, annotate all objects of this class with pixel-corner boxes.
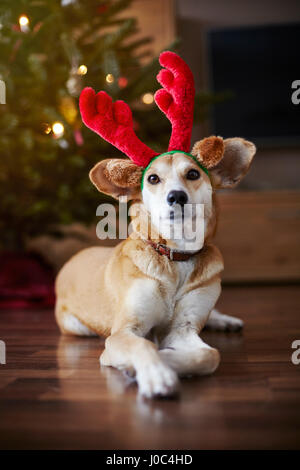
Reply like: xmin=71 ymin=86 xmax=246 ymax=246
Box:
xmin=0 ymin=0 xmax=219 ymax=250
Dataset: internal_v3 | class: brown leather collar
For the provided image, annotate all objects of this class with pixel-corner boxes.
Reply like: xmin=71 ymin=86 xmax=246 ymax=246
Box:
xmin=145 ymin=240 xmax=201 ymax=261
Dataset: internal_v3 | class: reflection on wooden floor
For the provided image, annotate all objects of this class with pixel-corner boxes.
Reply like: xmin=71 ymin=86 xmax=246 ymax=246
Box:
xmin=0 ymin=285 xmax=300 ymax=449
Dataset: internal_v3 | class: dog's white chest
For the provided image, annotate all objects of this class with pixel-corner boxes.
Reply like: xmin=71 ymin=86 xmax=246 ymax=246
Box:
xmin=127 ymin=254 xmax=197 ymax=334
xmin=158 ymin=259 xmax=195 ymax=325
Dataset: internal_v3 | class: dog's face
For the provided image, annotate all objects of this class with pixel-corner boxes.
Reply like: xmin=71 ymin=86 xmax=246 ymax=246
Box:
xmin=142 ymin=152 xmax=211 ymax=215
xmin=89 ymin=136 xmax=256 ymax=248
xmin=142 ymin=152 xmax=213 ymax=249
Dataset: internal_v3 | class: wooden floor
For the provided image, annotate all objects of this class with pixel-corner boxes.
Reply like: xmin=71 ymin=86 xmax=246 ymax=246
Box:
xmin=0 ymin=285 xmax=300 ymax=450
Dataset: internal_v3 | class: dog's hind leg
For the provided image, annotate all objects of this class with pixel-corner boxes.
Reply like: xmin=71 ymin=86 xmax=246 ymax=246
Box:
xmin=55 ymin=301 xmax=98 ymax=336
xmin=205 ymin=308 xmax=244 ymax=332
xmin=61 ymin=313 xmax=98 ymax=336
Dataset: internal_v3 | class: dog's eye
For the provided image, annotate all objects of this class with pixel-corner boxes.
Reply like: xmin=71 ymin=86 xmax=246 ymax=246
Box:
xmin=148 ymin=174 xmax=160 ymax=185
xmin=186 ymin=169 xmax=200 ymax=180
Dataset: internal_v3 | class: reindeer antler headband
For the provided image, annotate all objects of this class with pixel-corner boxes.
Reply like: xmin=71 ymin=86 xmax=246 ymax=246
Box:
xmin=79 ymin=51 xmax=212 ymax=176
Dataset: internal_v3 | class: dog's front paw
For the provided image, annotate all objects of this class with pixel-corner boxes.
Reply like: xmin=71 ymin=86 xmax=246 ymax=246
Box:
xmin=136 ymin=362 xmax=179 ymax=399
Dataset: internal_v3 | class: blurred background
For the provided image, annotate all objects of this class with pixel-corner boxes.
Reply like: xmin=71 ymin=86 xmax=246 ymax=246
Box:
xmin=0 ymin=0 xmax=299 ymax=309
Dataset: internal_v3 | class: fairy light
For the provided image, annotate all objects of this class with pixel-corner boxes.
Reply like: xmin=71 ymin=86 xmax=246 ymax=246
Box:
xmin=42 ymin=123 xmax=52 ymax=135
xmin=77 ymin=64 xmax=87 ymax=75
xmin=105 ymin=73 xmax=114 ymax=84
xmin=52 ymin=122 xmax=64 ymax=138
xmin=118 ymin=76 xmax=128 ymax=88
xmin=19 ymin=15 xmax=30 ymax=32
xmin=142 ymin=92 xmax=154 ymax=105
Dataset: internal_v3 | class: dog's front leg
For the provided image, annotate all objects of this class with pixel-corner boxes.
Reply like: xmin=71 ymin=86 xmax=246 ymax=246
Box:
xmin=159 ymin=280 xmax=221 ymax=377
xmin=101 ymin=329 xmax=178 ymax=398
xmin=99 ymin=278 xmax=179 ymax=398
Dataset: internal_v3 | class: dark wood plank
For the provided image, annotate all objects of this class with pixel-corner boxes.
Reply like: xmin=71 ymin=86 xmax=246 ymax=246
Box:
xmin=0 ymin=285 xmax=300 ymax=449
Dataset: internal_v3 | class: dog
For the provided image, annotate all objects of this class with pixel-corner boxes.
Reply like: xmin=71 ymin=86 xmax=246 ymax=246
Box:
xmin=55 ymin=52 xmax=256 ymax=398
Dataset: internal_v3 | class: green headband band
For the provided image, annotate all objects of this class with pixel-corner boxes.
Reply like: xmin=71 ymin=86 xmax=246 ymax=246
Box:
xmin=141 ymin=150 xmax=210 ymax=190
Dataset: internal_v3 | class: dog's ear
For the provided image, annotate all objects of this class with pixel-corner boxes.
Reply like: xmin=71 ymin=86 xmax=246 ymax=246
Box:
xmin=209 ymin=138 xmax=256 ymax=188
xmin=89 ymin=159 xmax=142 ymax=200
xmin=192 ymin=137 xmax=256 ymax=188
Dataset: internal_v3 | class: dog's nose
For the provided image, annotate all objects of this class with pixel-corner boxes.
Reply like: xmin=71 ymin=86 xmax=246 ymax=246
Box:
xmin=167 ymin=190 xmax=188 ymax=207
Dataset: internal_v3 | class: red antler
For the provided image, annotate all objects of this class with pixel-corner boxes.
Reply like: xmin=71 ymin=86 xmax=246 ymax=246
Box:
xmin=155 ymin=51 xmax=195 ymax=153
xmin=79 ymin=88 xmax=158 ymax=167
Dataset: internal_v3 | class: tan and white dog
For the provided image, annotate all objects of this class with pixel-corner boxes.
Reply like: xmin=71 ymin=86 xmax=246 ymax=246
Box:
xmin=55 ymin=136 xmax=256 ymax=398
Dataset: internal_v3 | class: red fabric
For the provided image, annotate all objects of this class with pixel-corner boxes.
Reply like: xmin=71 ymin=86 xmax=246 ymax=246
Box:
xmin=79 ymin=88 xmax=158 ymax=167
xmin=79 ymin=51 xmax=195 ymax=166
xmin=155 ymin=51 xmax=195 ymax=153
xmin=0 ymin=252 xmax=55 ymax=309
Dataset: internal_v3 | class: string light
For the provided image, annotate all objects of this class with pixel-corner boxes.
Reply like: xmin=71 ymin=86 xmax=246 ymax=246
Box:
xmin=118 ymin=76 xmax=128 ymax=88
xmin=77 ymin=64 xmax=87 ymax=75
xmin=52 ymin=122 xmax=64 ymax=138
xmin=58 ymin=139 xmax=69 ymax=149
xmin=105 ymin=73 xmax=114 ymax=84
xmin=42 ymin=123 xmax=52 ymax=135
xmin=19 ymin=15 xmax=29 ymax=26
xmin=19 ymin=15 xmax=30 ymax=33
xmin=142 ymin=92 xmax=154 ymax=105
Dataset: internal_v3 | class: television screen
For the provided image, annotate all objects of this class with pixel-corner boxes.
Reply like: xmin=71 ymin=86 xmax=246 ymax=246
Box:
xmin=208 ymin=23 xmax=300 ymax=146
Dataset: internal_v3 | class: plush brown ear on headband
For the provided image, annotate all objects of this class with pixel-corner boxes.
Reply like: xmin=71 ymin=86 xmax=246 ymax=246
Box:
xmin=89 ymin=159 xmax=142 ymax=200
xmin=192 ymin=136 xmax=256 ymax=188
xmin=191 ymin=136 xmax=225 ymax=169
